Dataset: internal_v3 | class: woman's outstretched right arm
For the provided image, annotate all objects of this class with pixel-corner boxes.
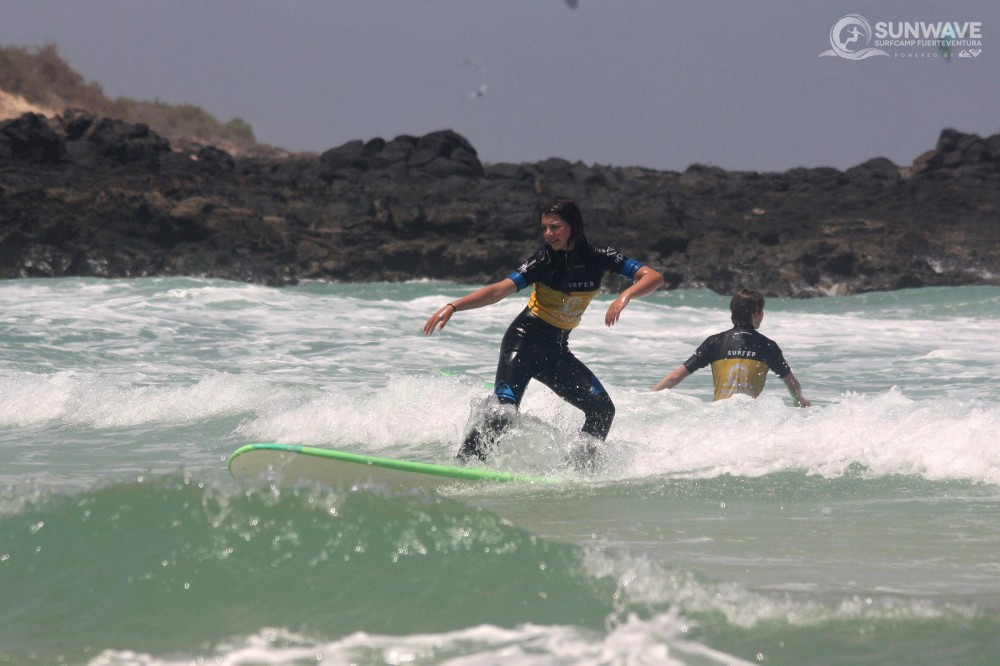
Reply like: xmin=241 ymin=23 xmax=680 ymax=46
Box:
xmin=423 ymin=278 xmax=518 ymax=335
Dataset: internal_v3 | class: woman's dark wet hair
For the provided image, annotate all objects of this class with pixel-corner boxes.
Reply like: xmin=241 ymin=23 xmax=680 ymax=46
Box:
xmin=730 ymin=289 xmax=765 ymax=325
xmin=538 ymin=197 xmax=585 ymax=244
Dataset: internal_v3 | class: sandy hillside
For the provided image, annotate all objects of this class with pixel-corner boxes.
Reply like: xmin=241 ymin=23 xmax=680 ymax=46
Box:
xmin=0 ymin=89 xmax=56 ymax=120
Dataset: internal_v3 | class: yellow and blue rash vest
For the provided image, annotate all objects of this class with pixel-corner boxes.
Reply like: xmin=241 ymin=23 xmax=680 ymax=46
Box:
xmin=506 ymin=243 xmax=644 ymax=330
xmin=683 ymin=324 xmax=791 ymax=401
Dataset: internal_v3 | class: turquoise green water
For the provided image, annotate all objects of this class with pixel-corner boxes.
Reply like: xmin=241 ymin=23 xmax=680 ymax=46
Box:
xmin=1 ymin=279 xmax=999 ymax=664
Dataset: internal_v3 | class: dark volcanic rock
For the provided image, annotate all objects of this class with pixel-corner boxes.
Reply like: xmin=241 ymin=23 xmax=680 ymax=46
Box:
xmin=1 ymin=111 xmax=999 ymax=296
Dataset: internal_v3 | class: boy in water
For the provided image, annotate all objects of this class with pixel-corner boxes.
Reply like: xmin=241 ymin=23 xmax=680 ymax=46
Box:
xmin=652 ymin=289 xmax=811 ymax=406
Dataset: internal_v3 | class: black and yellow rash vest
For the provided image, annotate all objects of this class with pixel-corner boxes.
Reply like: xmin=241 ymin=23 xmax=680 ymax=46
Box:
xmin=506 ymin=243 xmax=644 ymax=330
xmin=683 ymin=324 xmax=791 ymax=401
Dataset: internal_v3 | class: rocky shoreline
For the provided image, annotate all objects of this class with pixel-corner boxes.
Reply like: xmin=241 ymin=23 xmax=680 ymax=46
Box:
xmin=1 ymin=110 xmax=998 ymax=296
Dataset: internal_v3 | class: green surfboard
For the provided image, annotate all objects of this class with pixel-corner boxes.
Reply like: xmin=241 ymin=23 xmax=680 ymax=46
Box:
xmin=227 ymin=442 xmax=555 ymax=490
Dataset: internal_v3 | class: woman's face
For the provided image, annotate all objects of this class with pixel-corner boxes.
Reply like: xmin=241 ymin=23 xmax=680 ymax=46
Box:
xmin=540 ymin=214 xmax=572 ymax=252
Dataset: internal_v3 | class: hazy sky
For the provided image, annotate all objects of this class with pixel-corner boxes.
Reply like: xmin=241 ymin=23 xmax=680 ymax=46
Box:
xmin=1 ymin=1 xmax=997 ymax=172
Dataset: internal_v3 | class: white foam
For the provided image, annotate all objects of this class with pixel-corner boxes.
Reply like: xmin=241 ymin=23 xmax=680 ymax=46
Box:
xmin=2 ymin=279 xmax=999 ymax=484
xmin=0 ymin=370 xmax=294 ymax=428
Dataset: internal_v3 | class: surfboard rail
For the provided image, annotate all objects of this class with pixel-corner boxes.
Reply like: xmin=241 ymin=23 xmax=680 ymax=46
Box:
xmin=227 ymin=442 xmax=555 ymax=488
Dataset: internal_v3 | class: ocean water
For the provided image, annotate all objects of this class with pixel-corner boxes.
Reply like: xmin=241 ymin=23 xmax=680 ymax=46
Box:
xmin=1 ymin=277 xmax=998 ymax=665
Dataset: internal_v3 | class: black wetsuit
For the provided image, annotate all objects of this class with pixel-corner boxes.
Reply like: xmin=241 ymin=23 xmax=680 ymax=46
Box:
xmin=683 ymin=324 xmax=791 ymax=401
xmin=458 ymin=242 xmax=645 ymax=461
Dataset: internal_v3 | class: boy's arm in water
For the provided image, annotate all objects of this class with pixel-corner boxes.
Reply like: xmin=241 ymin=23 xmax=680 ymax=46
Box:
xmin=782 ymin=372 xmax=811 ymax=407
xmin=651 ymin=365 xmax=691 ymax=392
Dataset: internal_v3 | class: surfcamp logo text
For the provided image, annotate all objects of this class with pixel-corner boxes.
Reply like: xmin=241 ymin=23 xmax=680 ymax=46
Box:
xmin=820 ymin=14 xmax=984 ymax=60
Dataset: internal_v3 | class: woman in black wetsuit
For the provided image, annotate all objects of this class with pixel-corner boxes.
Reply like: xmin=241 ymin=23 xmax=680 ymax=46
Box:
xmin=422 ymin=198 xmax=664 ymax=463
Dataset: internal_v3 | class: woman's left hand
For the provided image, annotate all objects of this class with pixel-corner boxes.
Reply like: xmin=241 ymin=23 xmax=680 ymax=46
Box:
xmin=604 ymin=295 xmax=629 ymax=327
xmin=606 ymin=267 xmax=664 ymax=327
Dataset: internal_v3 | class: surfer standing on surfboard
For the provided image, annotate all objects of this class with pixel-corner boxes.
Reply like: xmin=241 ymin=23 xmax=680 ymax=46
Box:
xmin=423 ymin=197 xmax=664 ymax=466
xmin=651 ymin=289 xmax=811 ymax=406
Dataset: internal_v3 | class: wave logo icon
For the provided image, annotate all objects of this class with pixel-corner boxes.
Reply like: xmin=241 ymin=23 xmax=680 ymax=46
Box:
xmin=819 ymin=14 xmax=890 ymax=60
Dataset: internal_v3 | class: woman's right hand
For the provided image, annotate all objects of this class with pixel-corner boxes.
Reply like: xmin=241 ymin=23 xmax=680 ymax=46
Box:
xmin=423 ymin=304 xmax=456 ymax=335
xmin=421 ymin=278 xmax=516 ymax=336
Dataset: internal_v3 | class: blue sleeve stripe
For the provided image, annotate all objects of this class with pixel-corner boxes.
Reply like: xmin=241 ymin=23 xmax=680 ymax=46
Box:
xmin=620 ymin=259 xmax=643 ymax=280
xmin=508 ymin=272 xmax=528 ymax=290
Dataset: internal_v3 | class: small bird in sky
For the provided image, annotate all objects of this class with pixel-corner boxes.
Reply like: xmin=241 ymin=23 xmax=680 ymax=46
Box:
xmin=461 ymin=57 xmax=488 ymax=99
